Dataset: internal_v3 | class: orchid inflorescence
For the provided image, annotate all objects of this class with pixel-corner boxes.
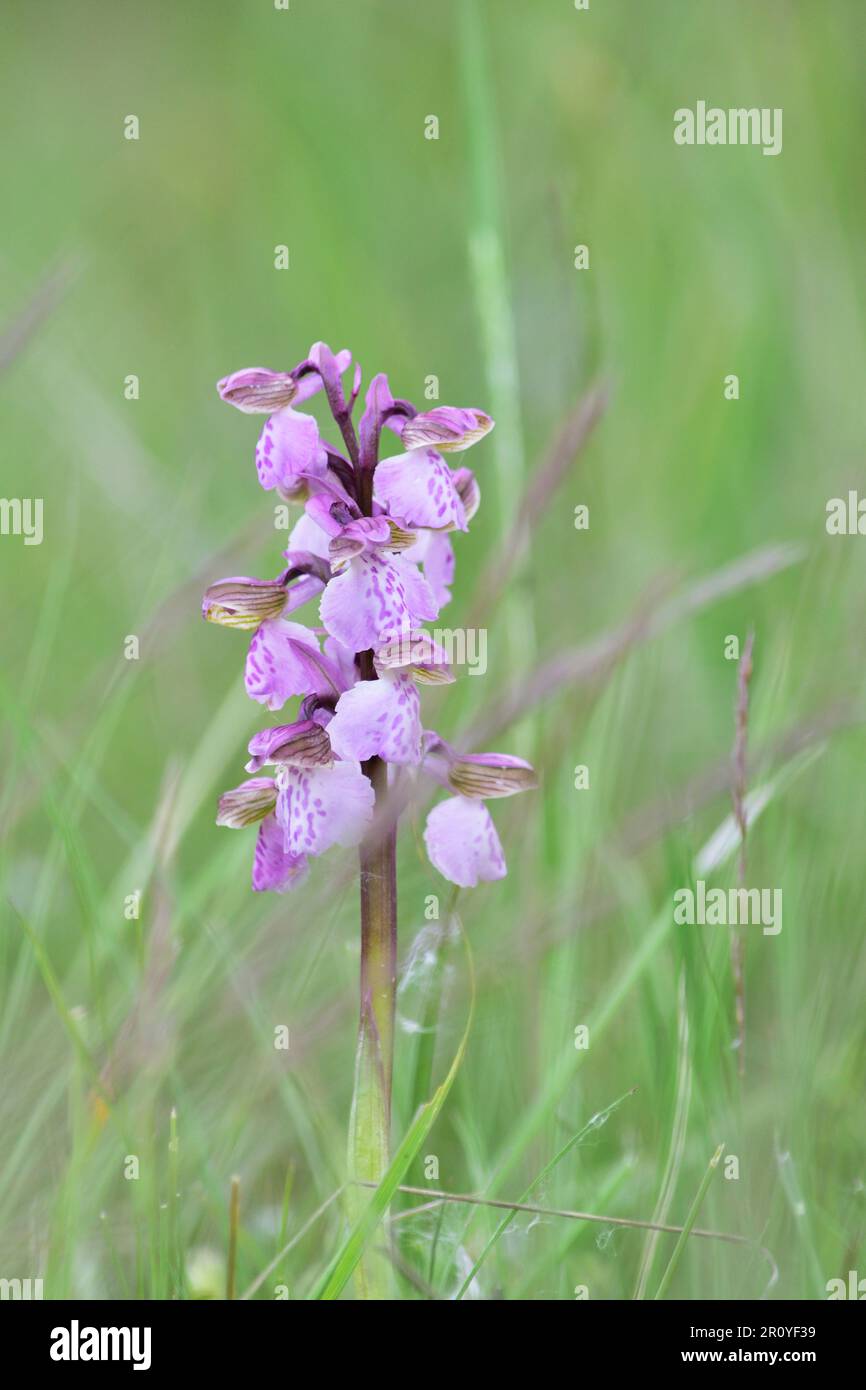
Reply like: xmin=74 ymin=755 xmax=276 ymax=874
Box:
xmin=204 ymin=341 xmax=536 ymax=894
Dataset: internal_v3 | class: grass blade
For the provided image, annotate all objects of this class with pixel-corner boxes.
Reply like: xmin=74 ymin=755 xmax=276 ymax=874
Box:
xmin=653 ymin=1142 xmax=725 ymax=1300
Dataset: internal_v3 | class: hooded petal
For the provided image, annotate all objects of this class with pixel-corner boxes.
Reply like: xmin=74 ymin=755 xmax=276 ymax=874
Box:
xmin=216 ymin=777 xmax=277 ymax=828
xmin=447 ymin=751 xmax=538 ymax=798
xmin=256 ymin=408 xmax=328 ymax=495
xmin=202 ymin=574 xmax=290 ymax=629
xmin=276 ymin=762 xmax=374 ymax=856
xmin=319 ymin=552 xmax=437 ymax=652
xmin=246 ymin=720 xmax=333 ymax=772
xmin=244 ymin=619 xmax=323 ymax=712
xmin=327 ymin=674 xmax=422 ymax=765
xmin=401 ymin=407 xmax=494 ymax=453
xmin=375 ymin=448 xmax=467 ymax=532
xmin=253 ymin=813 xmax=309 ymax=892
xmin=328 ymin=514 xmax=392 ymax=568
xmin=202 ymin=563 xmax=325 ymax=630
xmin=423 ymin=795 xmax=507 ymax=888
xmin=374 ymin=628 xmax=454 ymax=685
xmin=217 ymin=368 xmax=298 ymax=413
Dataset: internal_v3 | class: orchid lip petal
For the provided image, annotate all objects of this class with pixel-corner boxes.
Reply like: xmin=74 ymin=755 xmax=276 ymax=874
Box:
xmin=327 ymin=674 xmax=422 ymax=766
xmin=423 ymin=795 xmax=507 ymax=887
xmin=253 ymin=814 xmax=309 ymax=892
xmin=255 ymin=408 xmax=328 ymax=495
xmin=374 ymin=448 xmax=467 ymax=533
xmin=244 ymin=619 xmax=324 ymax=711
xmin=275 ymin=762 xmax=374 ymax=857
xmin=319 ymin=552 xmax=438 ymax=653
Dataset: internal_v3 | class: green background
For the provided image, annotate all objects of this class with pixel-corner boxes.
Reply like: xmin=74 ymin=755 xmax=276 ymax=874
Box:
xmin=1 ymin=0 xmax=864 ymax=1299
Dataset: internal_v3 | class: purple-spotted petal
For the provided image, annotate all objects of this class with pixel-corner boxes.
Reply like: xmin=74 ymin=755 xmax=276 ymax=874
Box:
xmin=253 ymin=813 xmax=309 ymax=892
xmin=423 ymin=796 xmax=507 ymax=888
xmin=375 ymin=448 xmax=467 ymax=532
xmin=276 ymin=762 xmax=374 ymax=856
xmin=327 ymin=674 xmax=422 ymax=765
xmin=255 ymin=408 xmax=328 ymax=496
xmin=244 ymin=619 xmax=323 ymax=712
xmin=320 ymin=552 xmax=437 ymax=652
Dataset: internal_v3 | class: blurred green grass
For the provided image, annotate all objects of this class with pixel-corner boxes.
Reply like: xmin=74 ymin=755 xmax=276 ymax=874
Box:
xmin=1 ymin=0 xmax=865 ymax=1299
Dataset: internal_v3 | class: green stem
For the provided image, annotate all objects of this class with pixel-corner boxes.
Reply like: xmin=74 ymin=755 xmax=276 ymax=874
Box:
xmin=359 ymin=756 xmax=397 ymax=1103
xmin=348 ymin=753 xmax=397 ymax=1299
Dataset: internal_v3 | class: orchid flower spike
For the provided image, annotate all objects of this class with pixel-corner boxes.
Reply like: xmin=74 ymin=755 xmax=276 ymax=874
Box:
xmin=207 ymin=343 xmax=534 ymax=897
